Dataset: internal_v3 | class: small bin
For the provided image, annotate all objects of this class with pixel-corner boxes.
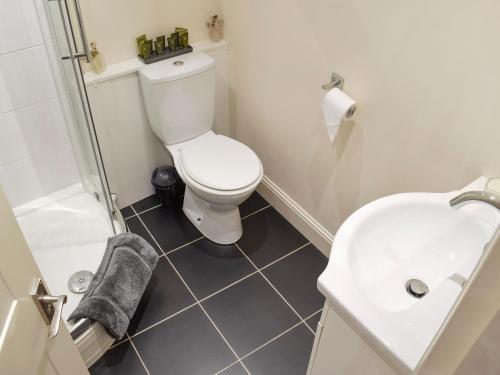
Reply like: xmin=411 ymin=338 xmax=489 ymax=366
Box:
xmin=151 ymin=166 xmax=184 ymax=208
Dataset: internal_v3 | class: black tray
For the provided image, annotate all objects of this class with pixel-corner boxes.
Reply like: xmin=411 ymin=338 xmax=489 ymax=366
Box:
xmin=139 ymin=45 xmax=193 ymax=64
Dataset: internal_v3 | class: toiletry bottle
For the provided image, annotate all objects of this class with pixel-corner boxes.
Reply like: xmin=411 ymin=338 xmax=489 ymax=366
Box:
xmin=90 ymin=42 xmax=106 ymax=74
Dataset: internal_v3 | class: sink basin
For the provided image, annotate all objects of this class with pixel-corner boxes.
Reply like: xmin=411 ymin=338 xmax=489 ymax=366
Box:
xmin=318 ymin=177 xmax=499 ymax=373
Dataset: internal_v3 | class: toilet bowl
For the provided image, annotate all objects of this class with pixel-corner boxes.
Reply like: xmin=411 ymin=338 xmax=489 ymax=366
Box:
xmin=168 ymin=131 xmax=263 ymax=244
xmin=139 ymin=52 xmax=263 ymax=244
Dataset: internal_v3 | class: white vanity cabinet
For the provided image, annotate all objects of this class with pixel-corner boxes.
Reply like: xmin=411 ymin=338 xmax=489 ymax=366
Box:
xmin=307 ymin=302 xmax=398 ymax=375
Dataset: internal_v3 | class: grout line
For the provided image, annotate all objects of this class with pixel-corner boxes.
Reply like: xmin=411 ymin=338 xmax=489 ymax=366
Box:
xmin=164 ymin=236 xmax=205 ymax=255
xmin=126 ymin=333 xmax=151 ymax=375
xmin=134 ymin=203 xmax=163 ymax=216
xmin=127 ymin=302 xmax=199 ymax=340
xmin=259 ymin=242 xmax=311 ymax=272
xmin=129 ymin=200 xmax=270 ymax=222
xmin=0 ymin=43 xmax=46 ymax=57
xmin=125 ymin=269 xmax=258 ymax=342
xmin=304 ymin=309 xmax=323 ymax=332
xmin=213 ymin=359 xmax=244 ymax=375
xmin=123 ymin=202 xmax=163 ymax=222
xmin=126 ymin=206 xmax=315 ymax=341
xmin=198 ymin=271 xmax=260 ymax=304
xmin=235 ymin=242 xmax=313 ymax=333
xmin=130 ymin=205 xmax=249 ymax=373
xmin=239 ymin=309 xmax=322 ymax=360
xmin=216 ymin=308 xmax=323 ymax=374
xmin=127 ymin=200 xmax=317 ymax=373
xmin=241 ymin=204 xmax=271 ymax=220
xmin=199 ymin=303 xmax=252 ymax=375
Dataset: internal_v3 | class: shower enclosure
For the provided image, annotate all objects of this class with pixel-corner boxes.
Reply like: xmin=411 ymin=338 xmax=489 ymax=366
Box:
xmin=0 ymin=0 xmax=125 ymax=367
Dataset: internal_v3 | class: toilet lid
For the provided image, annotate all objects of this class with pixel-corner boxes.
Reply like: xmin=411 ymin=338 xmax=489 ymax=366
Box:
xmin=181 ymin=135 xmax=261 ymax=191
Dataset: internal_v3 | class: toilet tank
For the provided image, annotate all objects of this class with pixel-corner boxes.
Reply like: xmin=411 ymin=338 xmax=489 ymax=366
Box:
xmin=139 ymin=52 xmax=216 ymax=145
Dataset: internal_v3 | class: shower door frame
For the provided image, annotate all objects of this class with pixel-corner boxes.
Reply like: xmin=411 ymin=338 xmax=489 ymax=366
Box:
xmin=35 ymin=0 xmax=125 ymax=340
xmin=39 ymin=0 xmax=122 ymax=232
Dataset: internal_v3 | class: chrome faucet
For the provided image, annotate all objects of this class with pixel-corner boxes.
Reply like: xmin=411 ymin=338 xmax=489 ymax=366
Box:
xmin=449 ymin=191 xmax=500 ymax=211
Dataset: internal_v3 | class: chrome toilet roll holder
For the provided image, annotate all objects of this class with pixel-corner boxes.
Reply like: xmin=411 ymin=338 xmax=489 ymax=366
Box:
xmin=322 ymin=72 xmax=344 ymax=91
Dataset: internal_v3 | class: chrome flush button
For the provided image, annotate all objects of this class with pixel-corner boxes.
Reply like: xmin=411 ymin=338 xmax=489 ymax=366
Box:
xmin=173 ymin=60 xmax=184 ymax=66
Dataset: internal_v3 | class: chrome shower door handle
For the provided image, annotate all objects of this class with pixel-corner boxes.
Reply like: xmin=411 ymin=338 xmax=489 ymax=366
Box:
xmin=51 ymin=0 xmax=91 ymax=62
xmin=72 ymin=0 xmax=91 ymax=62
xmin=31 ymin=279 xmax=68 ymax=339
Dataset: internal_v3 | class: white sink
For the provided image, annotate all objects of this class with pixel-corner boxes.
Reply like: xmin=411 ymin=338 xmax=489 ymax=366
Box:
xmin=318 ymin=177 xmax=499 ymax=373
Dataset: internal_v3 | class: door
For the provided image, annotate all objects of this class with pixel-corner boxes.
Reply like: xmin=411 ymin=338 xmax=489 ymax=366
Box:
xmin=0 ymin=189 xmax=88 ymax=374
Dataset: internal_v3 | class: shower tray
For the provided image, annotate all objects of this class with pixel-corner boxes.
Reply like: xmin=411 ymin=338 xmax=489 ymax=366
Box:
xmin=14 ymin=183 xmax=122 ymax=367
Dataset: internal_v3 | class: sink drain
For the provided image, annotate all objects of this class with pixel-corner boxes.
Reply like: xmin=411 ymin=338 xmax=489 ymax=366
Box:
xmin=405 ymin=279 xmax=429 ymax=298
xmin=68 ymin=271 xmax=94 ymax=293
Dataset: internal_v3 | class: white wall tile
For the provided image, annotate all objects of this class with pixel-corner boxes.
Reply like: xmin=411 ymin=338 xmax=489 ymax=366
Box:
xmin=0 ymin=64 xmax=14 ymax=113
xmin=39 ymin=146 xmax=80 ymax=193
xmin=47 ymin=98 xmax=71 ymax=146
xmin=31 ymin=46 xmax=58 ymax=100
xmin=0 ymin=0 xmax=43 ymax=54
xmin=4 ymin=157 xmax=46 ymax=204
xmin=0 ymin=166 xmax=16 ymax=207
xmin=0 ymin=0 xmax=80 ymax=207
xmin=0 ymin=46 xmax=57 ymax=113
xmin=3 ymin=145 xmax=80 ymax=206
xmin=0 ymin=0 xmax=31 ymax=54
xmin=0 ymin=99 xmax=72 ymax=167
xmin=0 ymin=110 xmax=30 ymax=165
xmin=19 ymin=0 xmax=44 ymax=47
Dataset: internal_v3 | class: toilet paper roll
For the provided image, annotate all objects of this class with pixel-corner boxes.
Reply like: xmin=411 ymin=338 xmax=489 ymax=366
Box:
xmin=322 ymin=88 xmax=356 ymax=142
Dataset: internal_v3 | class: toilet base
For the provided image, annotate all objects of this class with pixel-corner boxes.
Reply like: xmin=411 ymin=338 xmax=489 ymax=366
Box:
xmin=183 ymin=187 xmax=243 ymax=244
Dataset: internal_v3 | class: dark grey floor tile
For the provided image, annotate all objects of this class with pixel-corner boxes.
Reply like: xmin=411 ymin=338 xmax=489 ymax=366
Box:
xmin=90 ymin=341 xmax=147 ymax=375
xmin=169 ymin=238 xmax=255 ymax=299
xmin=132 ymin=305 xmax=236 ymax=375
xmin=242 ymin=324 xmax=314 ymax=375
xmin=139 ymin=206 xmax=202 ymax=252
xmin=218 ymin=362 xmax=248 ymax=375
xmin=132 ymin=194 xmax=160 ymax=213
xmin=125 ymin=216 xmax=162 ymax=255
xmin=202 ymin=274 xmax=299 ymax=356
xmin=239 ymin=192 xmax=269 ymax=218
xmin=120 ymin=205 xmax=134 ymax=219
xmin=128 ymin=257 xmax=195 ymax=335
xmin=262 ymin=244 xmax=327 ymax=318
xmin=237 ymin=207 xmax=308 ymax=268
xmin=305 ymin=310 xmax=322 ymax=332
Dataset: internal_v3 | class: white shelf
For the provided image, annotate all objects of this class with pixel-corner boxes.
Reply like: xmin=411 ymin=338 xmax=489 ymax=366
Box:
xmin=84 ymin=39 xmax=228 ymax=86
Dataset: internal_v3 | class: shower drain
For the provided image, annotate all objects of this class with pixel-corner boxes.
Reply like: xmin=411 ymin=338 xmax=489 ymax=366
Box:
xmin=405 ymin=279 xmax=429 ymax=299
xmin=68 ymin=271 xmax=94 ymax=294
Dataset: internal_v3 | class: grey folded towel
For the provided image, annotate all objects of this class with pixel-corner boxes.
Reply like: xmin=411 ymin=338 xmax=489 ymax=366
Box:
xmin=69 ymin=233 xmax=159 ymax=339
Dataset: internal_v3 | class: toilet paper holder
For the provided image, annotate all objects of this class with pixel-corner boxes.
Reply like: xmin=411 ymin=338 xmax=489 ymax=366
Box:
xmin=322 ymin=72 xmax=344 ymax=91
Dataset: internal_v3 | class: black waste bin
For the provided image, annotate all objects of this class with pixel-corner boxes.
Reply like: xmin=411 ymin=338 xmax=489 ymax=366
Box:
xmin=151 ymin=166 xmax=185 ymax=208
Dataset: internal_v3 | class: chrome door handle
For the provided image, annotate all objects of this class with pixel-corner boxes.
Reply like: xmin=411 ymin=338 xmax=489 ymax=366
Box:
xmin=32 ymin=279 xmax=68 ymax=339
xmin=50 ymin=0 xmax=91 ymax=62
xmin=72 ymin=0 xmax=91 ymax=62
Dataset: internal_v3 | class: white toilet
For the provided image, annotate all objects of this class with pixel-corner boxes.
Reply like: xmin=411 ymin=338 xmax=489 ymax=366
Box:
xmin=139 ymin=52 xmax=263 ymax=244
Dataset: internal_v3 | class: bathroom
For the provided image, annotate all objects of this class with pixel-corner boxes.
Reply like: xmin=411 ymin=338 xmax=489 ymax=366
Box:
xmin=1 ymin=0 xmax=500 ymax=374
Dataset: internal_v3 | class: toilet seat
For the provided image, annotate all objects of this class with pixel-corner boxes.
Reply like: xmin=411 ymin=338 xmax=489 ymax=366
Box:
xmin=179 ymin=133 xmax=262 ymax=192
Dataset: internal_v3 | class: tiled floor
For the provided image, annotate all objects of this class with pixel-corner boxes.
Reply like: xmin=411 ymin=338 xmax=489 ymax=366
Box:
xmin=90 ymin=192 xmax=328 ymax=375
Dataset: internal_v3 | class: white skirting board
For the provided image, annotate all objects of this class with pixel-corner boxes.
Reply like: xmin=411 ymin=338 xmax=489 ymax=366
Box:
xmin=257 ymin=175 xmax=333 ymax=257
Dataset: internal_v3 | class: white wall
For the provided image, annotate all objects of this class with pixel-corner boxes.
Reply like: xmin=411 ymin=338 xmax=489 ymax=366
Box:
xmin=80 ymin=0 xmax=221 ymax=66
xmin=221 ymin=0 xmax=500 ymax=245
xmin=0 ymin=0 xmax=79 ymax=208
